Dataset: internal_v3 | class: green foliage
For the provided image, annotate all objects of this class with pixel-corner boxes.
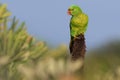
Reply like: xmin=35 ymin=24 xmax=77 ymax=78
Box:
xmin=0 ymin=16 xmax=47 ymax=79
xmin=0 ymin=4 xmax=11 ymax=23
xmin=85 ymin=43 xmax=120 ymax=80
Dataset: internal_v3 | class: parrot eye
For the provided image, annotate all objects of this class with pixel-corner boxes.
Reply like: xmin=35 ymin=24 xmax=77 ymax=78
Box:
xmin=68 ymin=9 xmax=71 ymax=11
xmin=71 ymin=9 xmax=74 ymax=11
xmin=68 ymin=9 xmax=74 ymax=11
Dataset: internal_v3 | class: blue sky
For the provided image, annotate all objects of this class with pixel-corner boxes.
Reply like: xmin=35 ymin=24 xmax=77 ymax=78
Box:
xmin=1 ymin=0 xmax=120 ymax=49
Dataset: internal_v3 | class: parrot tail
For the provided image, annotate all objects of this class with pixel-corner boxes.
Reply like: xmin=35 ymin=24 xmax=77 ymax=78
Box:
xmin=70 ymin=34 xmax=86 ymax=60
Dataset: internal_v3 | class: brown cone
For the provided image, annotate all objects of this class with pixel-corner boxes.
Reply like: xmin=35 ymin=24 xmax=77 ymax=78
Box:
xmin=70 ymin=34 xmax=86 ymax=60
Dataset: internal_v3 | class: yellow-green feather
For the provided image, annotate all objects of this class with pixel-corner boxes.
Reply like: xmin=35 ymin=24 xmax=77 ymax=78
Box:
xmin=70 ymin=13 xmax=88 ymax=37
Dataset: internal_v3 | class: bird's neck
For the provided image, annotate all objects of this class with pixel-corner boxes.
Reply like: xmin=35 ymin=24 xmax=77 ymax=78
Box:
xmin=72 ymin=13 xmax=82 ymax=17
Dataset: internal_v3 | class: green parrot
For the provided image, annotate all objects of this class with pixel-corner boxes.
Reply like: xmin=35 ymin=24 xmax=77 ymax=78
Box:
xmin=68 ymin=5 xmax=88 ymax=59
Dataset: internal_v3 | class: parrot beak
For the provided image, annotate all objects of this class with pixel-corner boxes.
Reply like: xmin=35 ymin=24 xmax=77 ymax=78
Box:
xmin=67 ymin=9 xmax=71 ymax=15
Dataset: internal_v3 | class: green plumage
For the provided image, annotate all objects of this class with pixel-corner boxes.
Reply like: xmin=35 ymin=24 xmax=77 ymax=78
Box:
xmin=70 ymin=13 xmax=88 ymax=37
xmin=68 ymin=5 xmax=88 ymax=37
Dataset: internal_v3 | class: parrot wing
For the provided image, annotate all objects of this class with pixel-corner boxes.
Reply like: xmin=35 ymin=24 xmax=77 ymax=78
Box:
xmin=78 ymin=13 xmax=88 ymax=27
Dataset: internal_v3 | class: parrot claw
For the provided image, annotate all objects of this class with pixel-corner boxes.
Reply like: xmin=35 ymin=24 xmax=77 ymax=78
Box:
xmin=73 ymin=36 xmax=80 ymax=40
xmin=74 ymin=34 xmax=84 ymax=40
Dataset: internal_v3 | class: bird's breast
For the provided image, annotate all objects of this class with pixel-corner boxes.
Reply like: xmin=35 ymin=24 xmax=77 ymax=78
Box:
xmin=71 ymin=17 xmax=81 ymax=26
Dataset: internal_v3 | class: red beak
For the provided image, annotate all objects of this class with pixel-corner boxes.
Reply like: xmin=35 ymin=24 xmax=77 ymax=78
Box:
xmin=67 ymin=9 xmax=71 ymax=15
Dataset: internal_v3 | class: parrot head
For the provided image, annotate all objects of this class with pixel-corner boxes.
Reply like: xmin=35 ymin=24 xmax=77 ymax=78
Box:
xmin=67 ymin=5 xmax=82 ymax=16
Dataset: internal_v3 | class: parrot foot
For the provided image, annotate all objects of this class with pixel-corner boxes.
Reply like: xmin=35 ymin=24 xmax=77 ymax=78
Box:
xmin=74 ymin=36 xmax=80 ymax=40
xmin=74 ymin=34 xmax=84 ymax=40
